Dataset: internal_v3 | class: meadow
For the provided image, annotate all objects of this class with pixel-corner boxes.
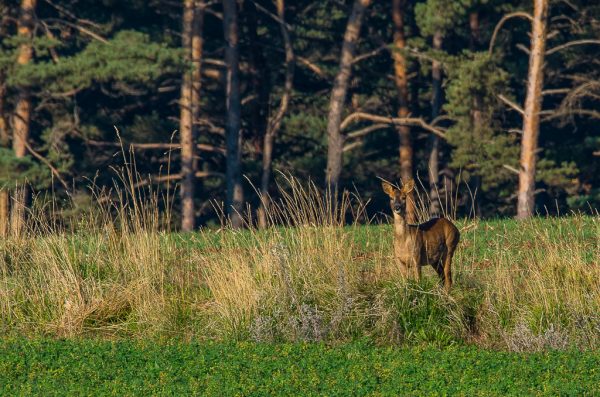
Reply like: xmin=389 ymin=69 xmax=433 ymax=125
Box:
xmin=0 ymin=178 xmax=598 ymax=351
xmin=0 ymin=178 xmax=598 ymax=394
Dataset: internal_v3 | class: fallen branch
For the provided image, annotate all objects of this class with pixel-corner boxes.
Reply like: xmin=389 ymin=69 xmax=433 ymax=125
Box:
xmin=86 ymin=140 xmax=226 ymax=155
xmin=541 ymin=108 xmax=600 ymax=122
xmin=497 ymin=94 xmax=525 ymax=116
xmin=132 ymin=171 xmax=223 ymax=189
xmin=343 ymin=141 xmax=364 ymax=152
xmin=24 ymin=140 xmax=70 ymax=192
xmin=502 ymin=164 xmax=520 ymax=174
xmin=45 ymin=18 xmax=108 ymax=43
xmin=352 ymin=46 xmax=387 ymax=64
xmin=546 ymin=39 xmax=600 ymax=55
xmin=340 ymin=112 xmax=446 ymax=139
xmin=488 ymin=11 xmax=533 ymax=55
xmin=542 ymin=88 xmax=571 ymax=96
xmin=346 ymin=123 xmax=389 ymax=139
xmin=297 ymin=55 xmax=326 ymax=78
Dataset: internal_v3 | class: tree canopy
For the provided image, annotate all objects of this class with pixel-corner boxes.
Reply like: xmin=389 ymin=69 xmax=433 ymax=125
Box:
xmin=0 ymin=0 xmax=598 ymax=229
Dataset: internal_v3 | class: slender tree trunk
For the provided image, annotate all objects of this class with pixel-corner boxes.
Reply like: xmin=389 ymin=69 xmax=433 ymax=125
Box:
xmin=517 ymin=0 xmax=548 ymax=219
xmin=0 ymin=191 xmax=8 ymax=238
xmin=391 ymin=0 xmax=415 ymax=223
xmin=222 ymin=0 xmax=244 ymax=228
xmin=179 ymin=0 xmax=195 ymax=232
xmin=179 ymin=1 xmax=204 ymax=232
xmin=325 ymin=0 xmax=371 ymax=192
xmin=11 ymin=0 xmax=36 ymax=236
xmin=428 ymin=30 xmax=443 ymax=216
xmin=469 ymin=11 xmax=480 ymax=50
xmin=258 ymin=132 xmax=274 ymax=228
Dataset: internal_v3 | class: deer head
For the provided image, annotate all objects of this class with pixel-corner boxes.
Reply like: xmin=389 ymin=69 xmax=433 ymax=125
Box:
xmin=382 ymin=179 xmax=415 ymax=219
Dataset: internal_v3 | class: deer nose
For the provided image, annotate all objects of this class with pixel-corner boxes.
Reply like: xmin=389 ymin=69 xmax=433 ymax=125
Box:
xmin=393 ymin=203 xmax=402 ymax=213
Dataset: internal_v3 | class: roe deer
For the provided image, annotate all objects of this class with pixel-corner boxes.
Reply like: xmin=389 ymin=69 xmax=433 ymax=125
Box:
xmin=382 ymin=179 xmax=460 ymax=291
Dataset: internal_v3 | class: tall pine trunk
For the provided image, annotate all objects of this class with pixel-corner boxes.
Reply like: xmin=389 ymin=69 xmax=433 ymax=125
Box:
xmin=325 ymin=0 xmax=371 ymax=192
xmin=11 ymin=0 xmax=36 ymax=236
xmin=391 ymin=0 xmax=415 ymax=223
xmin=179 ymin=0 xmax=195 ymax=232
xmin=428 ymin=30 xmax=443 ymax=216
xmin=517 ymin=0 xmax=548 ymax=219
xmin=222 ymin=0 xmax=244 ymax=228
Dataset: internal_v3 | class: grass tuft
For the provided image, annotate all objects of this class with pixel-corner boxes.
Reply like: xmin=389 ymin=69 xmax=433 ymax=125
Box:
xmin=0 ymin=175 xmax=598 ymax=350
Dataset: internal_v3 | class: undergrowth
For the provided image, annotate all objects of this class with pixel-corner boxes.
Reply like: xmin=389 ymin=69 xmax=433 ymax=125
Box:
xmin=0 ymin=174 xmax=598 ymax=351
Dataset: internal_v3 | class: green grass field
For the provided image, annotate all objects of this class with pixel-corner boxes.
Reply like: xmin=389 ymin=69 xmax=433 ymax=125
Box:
xmin=1 ymin=213 xmax=598 ymax=348
xmin=0 ymin=181 xmax=598 ymax=395
xmin=1 ymin=339 xmax=599 ymax=396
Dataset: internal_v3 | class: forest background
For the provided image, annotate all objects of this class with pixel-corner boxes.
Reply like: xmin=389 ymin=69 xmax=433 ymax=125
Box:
xmin=0 ymin=0 xmax=598 ymax=231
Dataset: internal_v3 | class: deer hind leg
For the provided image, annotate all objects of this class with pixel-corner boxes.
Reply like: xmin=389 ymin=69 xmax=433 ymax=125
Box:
xmin=442 ymin=247 xmax=454 ymax=291
xmin=432 ymin=258 xmax=445 ymax=286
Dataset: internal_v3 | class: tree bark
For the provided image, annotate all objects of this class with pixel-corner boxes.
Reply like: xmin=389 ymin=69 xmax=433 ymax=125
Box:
xmin=179 ymin=0 xmax=195 ymax=232
xmin=428 ymin=30 xmax=443 ymax=216
xmin=0 ymin=190 xmax=8 ymax=238
xmin=469 ymin=11 xmax=480 ymax=50
xmin=258 ymin=0 xmax=294 ymax=228
xmin=325 ymin=0 xmax=371 ymax=192
xmin=391 ymin=0 xmax=415 ymax=223
xmin=222 ymin=0 xmax=244 ymax=228
xmin=517 ymin=0 xmax=548 ymax=219
xmin=11 ymin=0 xmax=36 ymax=236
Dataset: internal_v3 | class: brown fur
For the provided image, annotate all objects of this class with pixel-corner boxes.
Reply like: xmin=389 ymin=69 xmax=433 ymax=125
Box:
xmin=382 ymin=180 xmax=460 ymax=291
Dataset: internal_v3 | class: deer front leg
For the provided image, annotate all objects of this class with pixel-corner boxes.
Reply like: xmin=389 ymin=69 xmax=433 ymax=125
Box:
xmin=396 ymin=258 xmax=409 ymax=279
xmin=394 ymin=245 xmax=409 ymax=279
xmin=412 ymin=250 xmax=422 ymax=283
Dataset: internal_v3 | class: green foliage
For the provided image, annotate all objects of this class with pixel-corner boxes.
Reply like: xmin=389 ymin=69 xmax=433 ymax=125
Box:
xmin=1 ymin=339 xmax=599 ymax=396
xmin=536 ymin=159 xmax=578 ymax=194
xmin=0 ymin=148 xmax=50 ymax=189
xmin=415 ymin=0 xmax=473 ymax=37
xmin=8 ymin=31 xmax=184 ymax=92
xmin=444 ymin=52 xmax=518 ymax=193
xmin=0 ymin=0 xmax=598 ymax=221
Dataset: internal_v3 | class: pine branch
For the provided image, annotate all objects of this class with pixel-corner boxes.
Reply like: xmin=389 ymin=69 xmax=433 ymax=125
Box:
xmin=340 ymin=112 xmax=446 ymax=139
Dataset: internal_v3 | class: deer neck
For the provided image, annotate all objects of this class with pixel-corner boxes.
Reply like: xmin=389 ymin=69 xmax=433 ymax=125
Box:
xmin=393 ymin=213 xmax=410 ymax=237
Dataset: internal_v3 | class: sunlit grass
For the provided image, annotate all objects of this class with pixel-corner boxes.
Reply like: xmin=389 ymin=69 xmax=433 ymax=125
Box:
xmin=0 ymin=174 xmax=598 ymax=350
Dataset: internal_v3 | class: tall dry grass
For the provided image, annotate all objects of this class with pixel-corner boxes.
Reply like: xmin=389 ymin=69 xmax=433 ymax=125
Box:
xmin=0 ymin=173 xmax=598 ymax=350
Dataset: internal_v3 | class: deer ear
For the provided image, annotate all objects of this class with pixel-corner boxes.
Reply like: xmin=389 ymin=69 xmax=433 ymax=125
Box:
xmin=402 ymin=179 xmax=415 ymax=193
xmin=381 ymin=181 xmax=396 ymax=197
